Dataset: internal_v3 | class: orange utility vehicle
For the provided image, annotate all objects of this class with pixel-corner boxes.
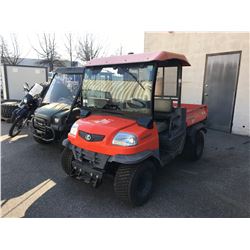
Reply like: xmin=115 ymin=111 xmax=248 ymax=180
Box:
xmin=61 ymin=51 xmax=208 ymax=206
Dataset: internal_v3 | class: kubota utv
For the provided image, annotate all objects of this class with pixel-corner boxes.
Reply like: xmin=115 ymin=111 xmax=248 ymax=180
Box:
xmin=61 ymin=51 xmax=208 ymax=206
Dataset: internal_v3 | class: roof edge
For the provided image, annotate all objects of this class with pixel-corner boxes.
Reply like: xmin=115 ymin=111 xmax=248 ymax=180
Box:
xmin=86 ymin=51 xmax=190 ymax=67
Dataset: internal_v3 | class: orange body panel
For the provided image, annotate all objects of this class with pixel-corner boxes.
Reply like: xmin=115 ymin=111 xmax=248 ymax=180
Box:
xmin=68 ymin=104 xmax=207 ymax=156
xmin=182 ymin=104 xmax=208 ymax=127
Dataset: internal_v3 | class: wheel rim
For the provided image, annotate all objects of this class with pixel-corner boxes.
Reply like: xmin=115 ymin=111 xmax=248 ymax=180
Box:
xmin=136 ymin=170 xmax=153 ymax=200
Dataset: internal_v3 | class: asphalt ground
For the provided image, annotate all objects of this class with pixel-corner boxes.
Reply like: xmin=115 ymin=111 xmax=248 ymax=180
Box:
xmin=1 ymin=121 xmax=250 ymax=218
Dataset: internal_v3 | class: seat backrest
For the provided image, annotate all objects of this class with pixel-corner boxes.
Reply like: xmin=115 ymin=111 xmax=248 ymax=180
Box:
xmin=154 ymin=98 xmax=172 ymax=113
xmin=83 ymin=79 xmax=152 ymax=101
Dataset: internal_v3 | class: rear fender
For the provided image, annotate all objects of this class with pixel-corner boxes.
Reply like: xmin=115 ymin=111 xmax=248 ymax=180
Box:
xmin=187 ymin=123 xmax=207 ymax=144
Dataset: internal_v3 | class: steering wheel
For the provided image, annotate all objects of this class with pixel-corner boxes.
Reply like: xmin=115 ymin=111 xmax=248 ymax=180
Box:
xmin=103 ymin=103 xmax=121 ymax=110
xmin=126 ymin=98 xmax=146 ymax=109
xmin=57 ymin=97 xmax=73 ymax=104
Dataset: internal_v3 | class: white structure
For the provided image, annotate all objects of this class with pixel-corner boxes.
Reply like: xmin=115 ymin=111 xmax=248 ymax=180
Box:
xmin=1 ymin=65 xmax=48 ymax=100
xmin=144 ymin=32 xmax=250 ymax=136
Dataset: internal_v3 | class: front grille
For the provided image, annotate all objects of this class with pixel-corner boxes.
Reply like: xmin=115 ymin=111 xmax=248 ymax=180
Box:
xmin=79 ymin=131 xmax=105 ymax=142
xmin=34 ymin=117 xmax=48 ymax=132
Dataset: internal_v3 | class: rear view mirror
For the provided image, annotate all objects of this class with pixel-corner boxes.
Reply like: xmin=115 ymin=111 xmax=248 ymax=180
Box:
xmin=23 ymin=84 xmax=28 ymax=93
xmin=136 ymin=117 xmax=153 ymax=129
xmin=24 ymin=82 xmax=30 ymax=89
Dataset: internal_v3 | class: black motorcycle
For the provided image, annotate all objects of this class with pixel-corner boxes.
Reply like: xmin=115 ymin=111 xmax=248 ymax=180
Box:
xmin=9 ymin=83 xmax=47 ymax=137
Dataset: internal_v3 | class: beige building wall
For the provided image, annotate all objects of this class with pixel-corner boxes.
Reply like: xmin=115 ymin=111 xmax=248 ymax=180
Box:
xmin=144 ymin=32 xmax=250 ymax=136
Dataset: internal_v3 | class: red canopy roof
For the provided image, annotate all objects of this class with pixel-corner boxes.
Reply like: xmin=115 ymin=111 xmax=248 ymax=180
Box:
xmin=86 ymin=51 xmax=190 ymax=67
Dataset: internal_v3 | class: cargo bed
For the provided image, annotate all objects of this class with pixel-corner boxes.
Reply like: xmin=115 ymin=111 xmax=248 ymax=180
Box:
xmin=181 ymin=104 xmax=208 ymax=127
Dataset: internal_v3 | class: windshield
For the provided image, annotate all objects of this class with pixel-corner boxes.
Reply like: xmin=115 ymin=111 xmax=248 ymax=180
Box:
xmin=43 ymin=73 xmax=81 ymax=105
xmin=82 ymin=64 xmax=154 ymax=115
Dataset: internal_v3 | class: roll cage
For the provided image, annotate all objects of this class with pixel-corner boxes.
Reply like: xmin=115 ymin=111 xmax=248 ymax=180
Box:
xmin=83 ymin=51 xmax=190 ymax=119
xmin=51 ymin=67 xmax=85 ymax=121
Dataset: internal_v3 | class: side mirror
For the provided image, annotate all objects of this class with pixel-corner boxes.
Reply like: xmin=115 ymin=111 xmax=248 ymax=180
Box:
xmin=24 ymin=82 xmax=30 ymax=89
xmin=80 ymin=108 xmax=91 ymax=118
xmin=136 ymin=117 xmax=153 ymax=129
xmin=23 ymin=82 xmax=30 ymax=92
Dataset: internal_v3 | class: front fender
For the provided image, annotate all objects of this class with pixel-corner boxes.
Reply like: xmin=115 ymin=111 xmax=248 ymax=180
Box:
xmin=108 ymin=150 xmax=160 ymax=165
xmin=62 ymin=138 xmax=71 ymax=148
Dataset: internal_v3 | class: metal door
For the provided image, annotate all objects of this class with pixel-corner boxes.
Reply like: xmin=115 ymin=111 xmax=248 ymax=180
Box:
xmin=203 ymin=51 xmax=241 ymax=132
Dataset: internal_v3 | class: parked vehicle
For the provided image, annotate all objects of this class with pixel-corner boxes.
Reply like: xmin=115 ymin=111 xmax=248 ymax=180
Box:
xmin=61 ymin=51 xmax=208 ymax=206
xmin=1 ymin=65 xmax=48 ymax=120
xmin=9 ymin=83 xmax=48 ymax=137
xmin=32 ymin=67 xmax=85 ymax=144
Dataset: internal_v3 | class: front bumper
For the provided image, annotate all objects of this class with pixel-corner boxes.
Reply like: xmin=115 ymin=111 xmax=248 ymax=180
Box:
xmin=63 ymin=139 xmax=159 ymax=186
xmin=63 ymin=139 xmax=158 ymax=166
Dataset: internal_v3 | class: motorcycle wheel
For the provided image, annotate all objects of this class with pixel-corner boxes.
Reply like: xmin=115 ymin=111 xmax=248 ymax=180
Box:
xmin=9 ymin=117 xmax=26 ymax=137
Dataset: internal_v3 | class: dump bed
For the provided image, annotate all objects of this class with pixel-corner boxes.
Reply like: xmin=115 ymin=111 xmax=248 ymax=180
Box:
xmin=181 ymin=104 xmax=208 ymax=127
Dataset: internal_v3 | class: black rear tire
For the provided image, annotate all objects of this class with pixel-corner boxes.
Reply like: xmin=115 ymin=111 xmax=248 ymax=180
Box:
xmin=182 ymin=130 xmax=205 ymax=161
xmin=61 ymin=148 xmax=75 ymax=176
xmin=114 ymin=160 xmax=156 ymax=206
xmin=9 ymin=117 xmax=25 ymax=137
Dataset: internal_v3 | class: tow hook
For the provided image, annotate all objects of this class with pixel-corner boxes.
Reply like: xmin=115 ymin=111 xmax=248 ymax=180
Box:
xmin=72 ymin=160 xmax=102 ymax=188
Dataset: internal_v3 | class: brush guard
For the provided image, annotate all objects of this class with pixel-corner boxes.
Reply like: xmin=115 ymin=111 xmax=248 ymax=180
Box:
xmin=32 ymin=117 xmax=55 ymax=142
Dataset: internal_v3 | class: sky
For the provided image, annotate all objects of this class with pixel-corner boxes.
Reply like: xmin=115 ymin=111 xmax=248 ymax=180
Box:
xmin=1 ymin=0 xmax=248 ymax=63
xmin=1 ymin=31 xmax=145 ymax=61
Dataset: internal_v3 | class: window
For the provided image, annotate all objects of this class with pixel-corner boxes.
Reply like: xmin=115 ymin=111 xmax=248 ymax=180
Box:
xmin=155 ymin=67 xmax=178 ymax=97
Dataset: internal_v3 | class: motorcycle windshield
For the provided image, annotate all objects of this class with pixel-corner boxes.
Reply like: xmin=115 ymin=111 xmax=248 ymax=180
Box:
xmin=29 ymin=83 xmax=43 ymax=97
xmin=42 ymin=73 xmax=81 ymax=105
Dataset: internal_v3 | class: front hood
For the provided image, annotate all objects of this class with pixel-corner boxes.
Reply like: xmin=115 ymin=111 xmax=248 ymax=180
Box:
xmin=34 ymin=102 xmax=70 ymax=121
xmin=68 ymin=114 xmax=159 ymax=156
xmin=76 ymin=115 xmax=136 ymax=136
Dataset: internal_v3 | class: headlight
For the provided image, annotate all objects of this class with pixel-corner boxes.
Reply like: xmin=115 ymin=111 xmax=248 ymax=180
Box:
xmin=112 ymin=132 xmax=138 ymax=147
xmin=54 ymin=117 xmax=60 ymax=124
xmin=23 ymin=97 xmax=28 ymax=104
xmin=69 ymin=123 xmax=79 ymax=136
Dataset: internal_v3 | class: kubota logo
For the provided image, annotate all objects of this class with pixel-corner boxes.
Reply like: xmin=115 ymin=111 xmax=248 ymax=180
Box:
xmin=85 ymin=134 xmax=92 ymax=141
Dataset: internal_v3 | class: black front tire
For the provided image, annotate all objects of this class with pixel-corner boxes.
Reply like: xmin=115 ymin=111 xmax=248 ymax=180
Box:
xmin=182 ymin=130 xmax=205 ymax=161
xmin=61 ymin=148 xmax=74 ymax=176
xmin=114 ymin=161 xmax=156 ymax=206
xmin=9 ymin=117 xmax=25 ymax=137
